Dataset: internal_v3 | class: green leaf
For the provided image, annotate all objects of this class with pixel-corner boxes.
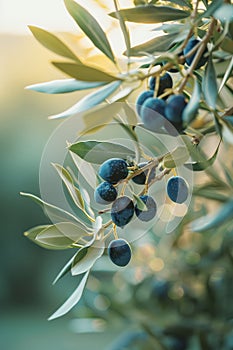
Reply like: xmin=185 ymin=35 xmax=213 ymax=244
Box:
xmin=165 ymin=0 xmax=192 ymax=9
xmin=52 ymin=164 xmax=85 ymax=210
xmin=218 ymin=56 xmax=233 ymax=93
xmin=64 ymin=0 xmax=115 ymax=63
xmin=200 ymin=0 xmax=224 ymax=19
xmin=24 ymin=222 xmax=89 ymax=250
xmin=163 ymin=146 xmax=189 ymax=169
xmin=26 ymin=79 xmax=107 ymax=94
xmin=48 ymin=270 xmax=89 ymax=320
xmin=193 ymin=187 xmax=229 ymax=202
xmin=53 ymin=252 xmax=78 ymax=284
xmin=184 ymin=142 xmax=220 ymax=171
xmin=28 ymin=26 xmax=80 ymax=62
xmin=220 ymin=37 xmax=233 ymax=54
xmin=191 ymin=199 xmax=233 ymax=232
xmin=69 ymin=140 xmax=135 ymax=164
xmin=214 ymin=4 xmax=233 ymax=23
xmin=183 ymin=79 xmax=201 ymax=125
xmin=109 ymin=5 xmax=190 ymax=24
xmin=71 ymin=241 xmax=105 ymax=276
xmin=202 ymin=54 xmax=218 ymax=109
xmin=49 ymin=81 xmax=121 ymax=119
xmin=36 ymin=224 xmax=75 ymax=249
xmin=52 ymin=61 xmax=119 ymax=82
xmin=125 ymin=32 xmax=181 ymax=56
xmin=20 ymin=192 xmax=90 ymax=228
xmin=133 ymin=194 xmax=148 ymax=211
xmin=112 ymin=0 xmax=131 ymax=57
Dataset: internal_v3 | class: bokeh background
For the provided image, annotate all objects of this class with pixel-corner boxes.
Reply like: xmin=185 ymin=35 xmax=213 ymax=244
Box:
xmin=1 ymin=1 xmax=233 ymax=350
xmin=0 ymin=1 xmax=156 ymax=349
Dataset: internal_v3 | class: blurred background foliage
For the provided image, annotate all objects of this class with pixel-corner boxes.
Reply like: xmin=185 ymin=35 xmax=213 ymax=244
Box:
xmin=1 ymin=1 xmax=233 ymax=349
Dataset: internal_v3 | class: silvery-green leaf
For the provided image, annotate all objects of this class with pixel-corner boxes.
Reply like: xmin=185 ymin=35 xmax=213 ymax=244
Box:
xmin=191 ymin=199 xmax=233 ymax=232
xmin=52 ymin=164 xmax=85 ymax=210
xmin=133 ymin=194 xmax=147 ymax=211
xmin=20 ymin=192 xmax=86 ymax=226
xmin=28 ymin=25 xmax=80 ymax=62
xmin=214 ymin=4 xmax=233 ymax=23
xmin=53 ymin=252 xmax=78 ymax=285
xmin=48 ymin=270 xmax=89 ymax=320
xmin=109 ymin=5 xmax=190 ymax=23
xmin=71 ymin=240 xmax=105 ymax=276
xmin=218 ymin=56 xmax=233 ymax=93
xmin=183 ymin=79 xmax=201 ymax=125
xmin=52 ymin=61 xmax=119 ymax=82
xmin=202 ymin=55 xmax=218 ymax=109
xmin=69 ymin=140 xmax=135 ymax=164
xmin=65 ymin=0 xmax=115 ymax=63
xmin=26 ymin=79 xmax=107 ymax=94
xmin=49 ymin=81 xmax=121 ymax=119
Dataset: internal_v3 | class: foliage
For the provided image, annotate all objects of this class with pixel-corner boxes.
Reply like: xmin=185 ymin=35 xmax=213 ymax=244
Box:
xmin=22 ymin=0 xmax=233 ymax=348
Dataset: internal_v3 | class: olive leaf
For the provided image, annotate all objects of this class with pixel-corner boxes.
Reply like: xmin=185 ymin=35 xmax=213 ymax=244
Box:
xmin=64 ymin=0 xmax=115 ymax=63
xmin=48 ymin=270 xmax=89 ymax=320
xmin=191 ymin=199 xmax=233 ymax=232
xmin=20 ymin=192 xmax=89 ymax=226
xmin=48 ymin=81 xmax=121 ymax=119
xmin=25 ymin=79 xmax=107 ymax=94
xmin=28 ymin=25 xmax=81 ymax=62
xmin=109 ymin=5 xmax=190 ymax=24
xmin=183 ymin=78 xmax=201 ymax=125
xmin=71 ymin=240 xmax=105 ymax=276
xmin=69 ymin=140 xmax=135 ymax=164
xmin=202 ymin=54 xmax=218 ymax=110
xmin=184 ymin=141 xmax=221 ymax=171
xmin=53 ymin=252 xmax=78 ymax=285
xmin=52 ymin=61 xmax=119 ymax=82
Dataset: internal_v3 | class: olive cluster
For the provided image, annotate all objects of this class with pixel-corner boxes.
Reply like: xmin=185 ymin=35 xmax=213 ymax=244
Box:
xmin=136 ymin=37 xmax=208 ymax=134
xmin=136 ymin=73 xmax=187 ymax=134
xmin=94 ymin=158 xmax=189 ymax=267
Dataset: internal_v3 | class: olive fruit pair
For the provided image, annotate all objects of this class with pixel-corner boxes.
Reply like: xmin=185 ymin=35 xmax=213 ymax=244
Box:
xmin=111 ymin=195 xmax=157 ymax=227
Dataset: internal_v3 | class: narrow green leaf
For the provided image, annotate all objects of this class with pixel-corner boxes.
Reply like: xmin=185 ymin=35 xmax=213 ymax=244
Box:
xmin=26 ymin=79 xmax=107 ymax=94
xmin=20 ymin=192 xmax=89 ymax=226
xmin=202 ymin=54 xmax=218 ymax=109
xmin=71 ymin=241 xmax=105 ymax=276
xmin=133 ymin=194 xmax=148 ymax=211
xmin=191 ymin=199 xmax=233 ymax=232
xmin=214 ymin=4 xmax=233 ymax=23
xmin=69 ymin=141 xmax=135 ymax=164
xmin=64 ymin=0 xmax=115 ymax=63
xmin=49 ymin=81 xmax=121 ymax=119
xmin=183 ymin=79 xmax=201 ymax=125
xmin=126 ymin=32 xmax=180 ymax=56
xmin=193 ymin=187 xmax=229 ymax=202
xmin=184 ymin=142 xmax=220 ymax=171
xmin=218 ymin=57 xmax=233 ymax=93
xmin=24 ymin=225 xmax=68 ymax=250
xmin=28 ymin=26 xmax=80 ymax=62
xmin=48 ymin=270 xmax=89 ymax=320
xmin=163 ymin=146 xmax=189 ymax=169
xmin=53 ymin=252 xmax=78 ymax=284
xmin=52 ymin=61 xmax=119 ymax=82
xmin=113 ymin=0 xmax=131 ymax=57
xmin=200 ymin=0 xmax=224 ymax=19
xmin=109 ymin=5 xmax=190 ymax=24
xmin=220 ymin=37 xmax=233 ymax=55
xmin=36 ymin=225 xmax=75 ymax=249
xmin=52 ymin=164 xmax=85 ymax=210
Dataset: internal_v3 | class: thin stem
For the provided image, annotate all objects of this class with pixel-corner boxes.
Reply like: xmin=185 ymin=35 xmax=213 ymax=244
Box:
xmin=178 ymin=18 xmax=217 ymax=93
